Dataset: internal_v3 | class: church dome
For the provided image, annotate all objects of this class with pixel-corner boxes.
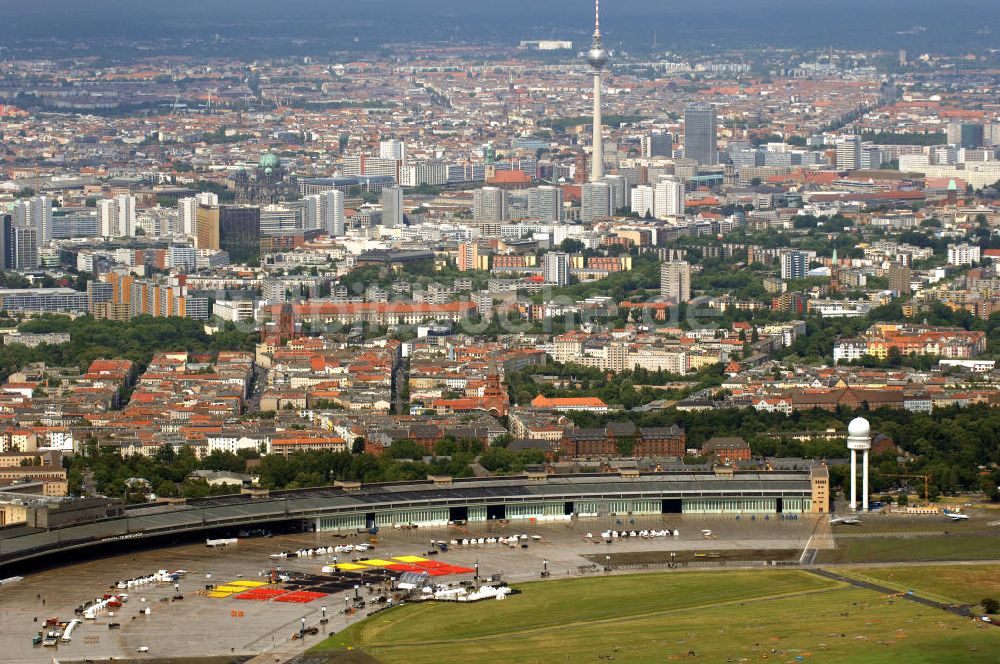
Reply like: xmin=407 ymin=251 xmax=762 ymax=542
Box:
xmin=259 ymin=153 xmax=280 ymax=170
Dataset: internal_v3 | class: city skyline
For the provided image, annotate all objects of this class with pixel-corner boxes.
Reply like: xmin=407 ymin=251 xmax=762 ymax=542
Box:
xmin=2 ymin=2 xmax=1000 ymax=663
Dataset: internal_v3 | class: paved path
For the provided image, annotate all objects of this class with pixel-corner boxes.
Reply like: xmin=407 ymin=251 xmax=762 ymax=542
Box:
xmin=805 ymin=568 xmax=972 ymax=617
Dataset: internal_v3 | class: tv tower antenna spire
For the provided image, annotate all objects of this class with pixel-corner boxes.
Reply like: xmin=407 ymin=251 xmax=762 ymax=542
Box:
xmin=587 ymin=0 xmax=609 ymax=182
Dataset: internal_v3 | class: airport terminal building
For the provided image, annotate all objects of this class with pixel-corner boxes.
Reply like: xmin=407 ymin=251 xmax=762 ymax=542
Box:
xmin=0 ymin=467 xmax=829 ymax=568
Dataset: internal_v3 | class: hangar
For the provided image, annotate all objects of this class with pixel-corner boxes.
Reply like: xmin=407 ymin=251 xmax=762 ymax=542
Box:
xmin=0 ymin=467 xmax=828 ymax=569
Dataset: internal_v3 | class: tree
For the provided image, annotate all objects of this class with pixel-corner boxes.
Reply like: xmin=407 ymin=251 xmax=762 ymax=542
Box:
xmin=982 ymin=598 xmax=999 ymax=615
xmin=385 ymin=439 xmax=425 ymax=460
xmin=155 ymin=480 xmax=179 ymax=498
xmin=560 ymin=238 xmax=585 ymax=253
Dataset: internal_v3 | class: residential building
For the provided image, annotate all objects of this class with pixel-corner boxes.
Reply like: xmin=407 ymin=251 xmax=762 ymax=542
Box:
xmin=836 ymin=136 xmax=862 ymax=170
xmin=381 ymin=186 xmax=404 ymax=228
xmin=780 ymin=251 xmax=808 ymax=280
xmin=888 ymin=264 xmax=912 ymax=296
xmin=542 ymin=252 xmax=570 ymax=287
xmin=653 ymin=177 xmax=685 ymax=218
xmin=12 ymin=195 xmax=52 ymax=246
xmin=179 ymin=197 xmax=198 ymax=235
xmin=473 ymin=187 xmax=507 ymax=222
xmin=379 ymin=139 xmax=406 ymax=161
xmin=98 ymin=195 xmax=136 ymax=238
xmin=527 ymin=185 xmax=562 ymax=222
xmin=660 ymin=260 xmax=691 ymax=303
xmin=631 ymin=185 xmax=654 ymax=218
xmin=947 ymin=243 xmax=981 ymax=266
xmin=580 ymin=181 xmax=611 ymax=222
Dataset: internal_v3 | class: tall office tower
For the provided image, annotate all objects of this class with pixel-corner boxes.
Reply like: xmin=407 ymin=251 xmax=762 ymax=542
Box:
xmin=179 ymin=197 xmax=199 ymax=235
xmin=302 ymin=194 xmax=321 ymax=230
xmin=653 ymin=177 xmax=685 ymax=218
xmin=580 ymin=181 xmax=611 ymax=222
xmin=97 ymin=195 xmax=137 ymax=238
xmin=631 ymin=185 xmax=655 ymax=218
xmin=602 ymin=174 xmax=627 ymax=211
xmin=9 ymin=225 xmax=39 ymax=270
xmin=836 ymin=136 xmax=862 ymax=170
xmin=196 ymin=205 xmax=261 ymax=264
xmin=860 ymin=146 xmax=885 ymax=170
xmin=98 ymin=199 xmax=116 ymax=238
xmin=2 ymin=215 xmax=41 ymax=270
xmin=587 ymin=0 xmax=609 ymax=181
xmin=0 ymin=215 xmax=12 ymax=269
xmin=684 ymin=103 xmax=718 ymax=165
xmin=379 ymin=139 xmax=406 ymax=161
xmin=381 ymin=186 xmax=404 ymax=229
xmin=618 ymin=165 xmax=647 ymax=191
xmin=473 ymin=186 xmax=508 ymax=222
xmin=946 ymin=121 xmax=984 ymax=149
xmin=985 ymin=123 xmax=1000 ymax=147
xmin=542 ymin=252 xmax=570 ymax=287
xmin=321 ymin=189 xmax=345 ymax=236
xmin=780 ymin=251 xmax=808 ymax=280
xmin=888 ymin=263 xmax=912 ymax=296
xmin=12 ymin=195 xmax=52 ymax=247
xmin=527 ymin=185 xmax=563 ymax=222
xmin=195 ymin=191 xmax=219 ymax=206
xmin=642 ymin=131 xmax=673 ymax=158
xmin=660 ymin=260 xmax=691 ymax=303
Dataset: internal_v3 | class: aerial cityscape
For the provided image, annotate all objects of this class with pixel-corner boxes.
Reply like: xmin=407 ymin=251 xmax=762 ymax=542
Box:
xmin=1 ymin=0 xmax=1000 ymax=662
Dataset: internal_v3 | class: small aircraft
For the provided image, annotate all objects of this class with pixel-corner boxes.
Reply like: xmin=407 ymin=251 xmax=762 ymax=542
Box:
xmin=943 ymin=510 xmax=970 ymax=521
xmin=829 ymin=516 xmax=861 ymax=525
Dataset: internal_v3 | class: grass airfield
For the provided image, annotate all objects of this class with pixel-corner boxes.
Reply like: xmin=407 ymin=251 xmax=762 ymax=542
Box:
xmin=311 ymin=569 xmax=1000 ymax=664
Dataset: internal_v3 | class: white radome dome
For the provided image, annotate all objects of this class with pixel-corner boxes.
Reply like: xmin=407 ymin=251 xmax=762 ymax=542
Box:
xmin=848 ymin=417 xmax=870 ymax=438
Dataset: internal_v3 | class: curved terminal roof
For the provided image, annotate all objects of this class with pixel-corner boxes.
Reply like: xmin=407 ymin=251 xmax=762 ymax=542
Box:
xmin=0 ymin=471 xmax=814 ymax=567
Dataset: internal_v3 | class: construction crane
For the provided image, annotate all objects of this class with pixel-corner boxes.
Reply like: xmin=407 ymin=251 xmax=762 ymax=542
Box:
xmin=881 ymin=473 xmax=931 ymax=502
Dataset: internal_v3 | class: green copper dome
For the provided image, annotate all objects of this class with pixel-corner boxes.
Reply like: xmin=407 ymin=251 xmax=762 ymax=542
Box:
xmin=259 ymin=153 xmax=280 ymax=170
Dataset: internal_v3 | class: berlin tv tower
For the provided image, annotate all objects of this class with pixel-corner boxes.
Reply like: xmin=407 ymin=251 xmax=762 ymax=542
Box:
xmin=587 ymin=0 xmax=609 ymax=182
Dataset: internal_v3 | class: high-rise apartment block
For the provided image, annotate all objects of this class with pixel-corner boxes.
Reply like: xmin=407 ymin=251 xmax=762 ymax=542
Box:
xmin=660 ymin=260 xmax=691 ymax=303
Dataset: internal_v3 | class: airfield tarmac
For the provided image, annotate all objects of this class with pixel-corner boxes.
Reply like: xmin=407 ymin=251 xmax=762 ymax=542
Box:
xmin=0 ymin=513 xmax=824 ymax=663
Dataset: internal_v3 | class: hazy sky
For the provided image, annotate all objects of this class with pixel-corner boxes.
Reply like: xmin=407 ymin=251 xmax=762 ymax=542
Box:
xmin=1 ymin=0 xmax=996 ymax=52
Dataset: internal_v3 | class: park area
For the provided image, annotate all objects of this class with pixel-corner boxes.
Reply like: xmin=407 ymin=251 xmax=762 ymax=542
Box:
xmin=310 ymin=569 xmax=1000 ymax=664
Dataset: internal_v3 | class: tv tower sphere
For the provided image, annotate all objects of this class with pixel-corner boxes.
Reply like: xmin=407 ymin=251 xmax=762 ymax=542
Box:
xmin=587 ymin=2 xmax=609 ymax=70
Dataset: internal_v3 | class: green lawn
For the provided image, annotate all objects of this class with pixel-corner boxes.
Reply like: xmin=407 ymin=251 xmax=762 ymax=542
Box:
xmin=311 ymin=571 xmax=1000 ymax=664
xmin=817 ymin=537 xmax=1000 ymax=564
xmin=844 ymin=565 xmax=1000 ymax=606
